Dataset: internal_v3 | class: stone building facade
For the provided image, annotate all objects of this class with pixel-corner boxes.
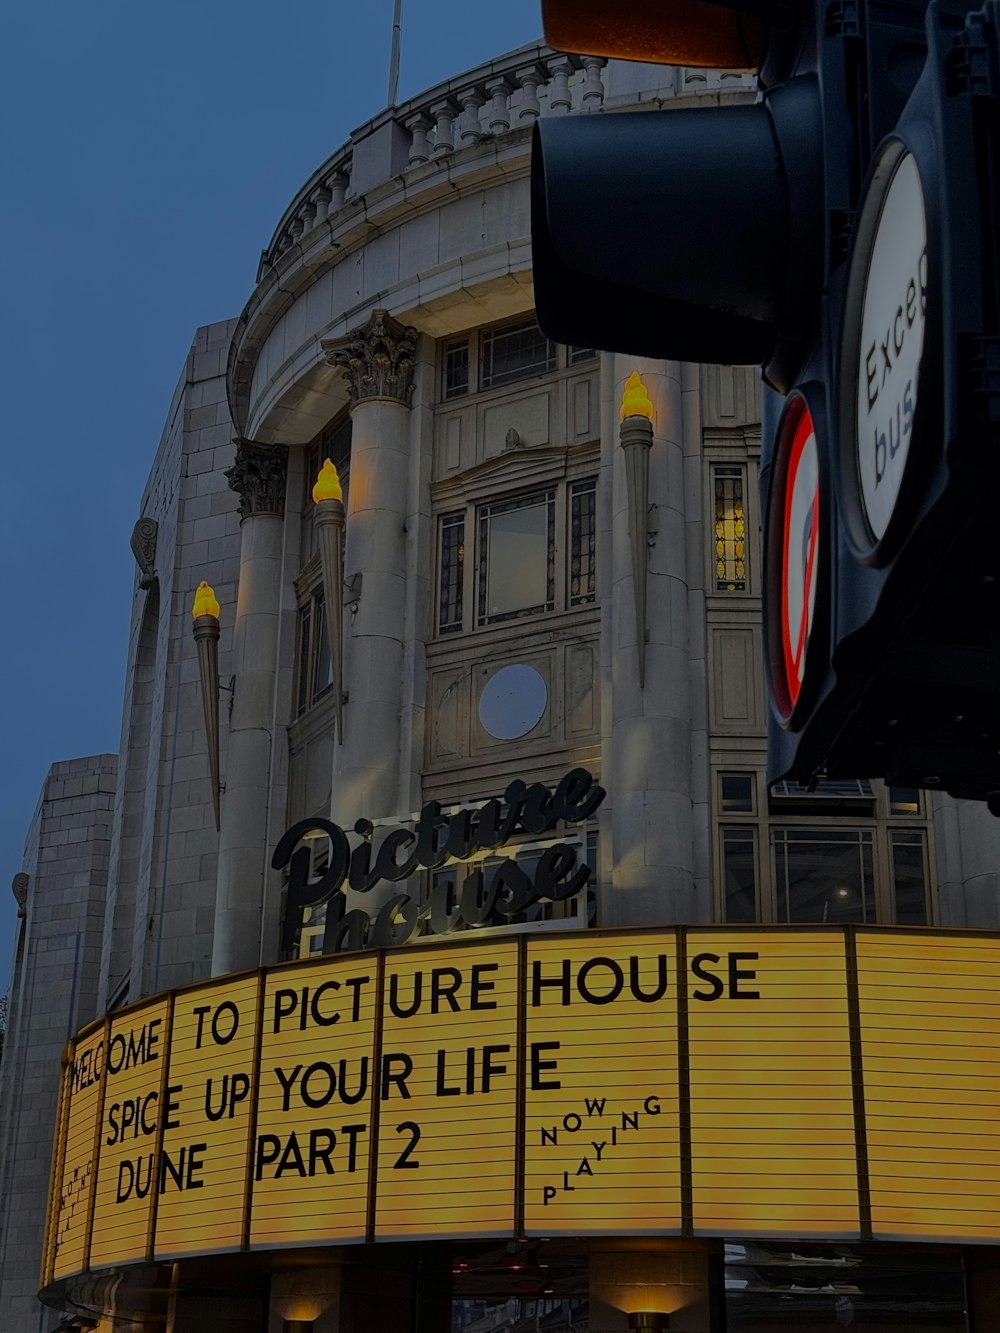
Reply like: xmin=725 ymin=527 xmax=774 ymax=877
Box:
xmin=3 ymin=39 xmax=1000 ymax=1333
xmin=0 ymin=755 xmax=117 ymax=1321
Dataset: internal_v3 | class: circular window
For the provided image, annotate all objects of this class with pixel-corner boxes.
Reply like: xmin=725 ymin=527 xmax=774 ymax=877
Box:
xmin=478 ymin=664 xmax=547 ymax=740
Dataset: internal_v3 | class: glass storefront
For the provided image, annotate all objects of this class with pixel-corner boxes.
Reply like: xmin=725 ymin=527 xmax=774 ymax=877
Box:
xmin=449 ymin=1241 xmax=969 ymax=1332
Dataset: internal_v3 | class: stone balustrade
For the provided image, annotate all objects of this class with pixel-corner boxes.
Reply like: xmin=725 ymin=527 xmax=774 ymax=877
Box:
xmin=256 ymin=44 xmax=756 ymax=281
xmin=257 ymin=45 xmax=605 ymax=279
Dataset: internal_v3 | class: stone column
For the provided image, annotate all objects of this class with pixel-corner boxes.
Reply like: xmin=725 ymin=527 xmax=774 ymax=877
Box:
xmin=322 ymin=310 xmax=417 ymax=831
xmin=604 ymin=355 xmax=700 ymax=925
xmin=211 ymin=440 xmax=287 ymax=976
xmin=932 ymin=791 xmax=1000 ymax=927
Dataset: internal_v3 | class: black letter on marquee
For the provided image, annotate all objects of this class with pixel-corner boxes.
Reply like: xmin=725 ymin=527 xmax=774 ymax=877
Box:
xmin=691 ymin=953 xmax=725 ymax=1001
xmin=394 ymin=1122 xmax=421 ymax=1169
xmin=530 ymin=1042 xmax=562 ymax=1090
xmin=728 ymin=952 xmax=760 ymax=999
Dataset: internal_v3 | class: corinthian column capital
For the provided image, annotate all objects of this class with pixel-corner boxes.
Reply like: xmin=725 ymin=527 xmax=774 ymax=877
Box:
xmin=321 ymin=309 xmax=418 ymax=408
xmin=225 ymin=439 xmax=289 ymax=519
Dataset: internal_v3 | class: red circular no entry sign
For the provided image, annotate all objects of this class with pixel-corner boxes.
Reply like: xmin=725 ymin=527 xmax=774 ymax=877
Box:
xmin=767 ymin=393 xmax=823 ymax=725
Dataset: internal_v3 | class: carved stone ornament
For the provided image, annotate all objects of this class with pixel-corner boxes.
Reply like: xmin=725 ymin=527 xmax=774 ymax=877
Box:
xmin=11 ymin=872 xmax=28 ymax=917
xmin=130 ymin=517 xmax=158 ymax=589
xmin=321 ymin=309 xmax=418 ymax=407
xmin=225 ymin=439 xmax=289 ymax=519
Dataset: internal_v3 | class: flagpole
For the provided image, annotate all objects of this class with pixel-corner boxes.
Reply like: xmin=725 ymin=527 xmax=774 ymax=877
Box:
xmin=387 ymin=0 xmax=402 ymax=106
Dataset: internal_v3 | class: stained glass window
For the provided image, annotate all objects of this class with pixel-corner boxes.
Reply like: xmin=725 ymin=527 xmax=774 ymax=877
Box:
xmin=713 ymin=464 xmax=746 ymax=591
xmin=439 ymin=513 xmax=465 ymax=634
xmin=569 ymin=478 xmax=597 ymax=605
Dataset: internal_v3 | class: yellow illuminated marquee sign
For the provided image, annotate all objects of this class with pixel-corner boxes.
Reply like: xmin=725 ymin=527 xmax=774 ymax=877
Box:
xmin=42 ymin=928 xmax=1000 ymax=1287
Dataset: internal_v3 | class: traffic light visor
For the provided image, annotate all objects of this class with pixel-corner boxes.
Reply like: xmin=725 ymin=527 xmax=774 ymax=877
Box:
xmin=542 ymin=0 xmax=764 ymax=69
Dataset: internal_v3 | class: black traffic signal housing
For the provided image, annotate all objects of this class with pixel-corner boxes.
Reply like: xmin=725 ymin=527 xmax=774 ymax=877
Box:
xmin=531 ymin=0 xmax=1000 ymax=806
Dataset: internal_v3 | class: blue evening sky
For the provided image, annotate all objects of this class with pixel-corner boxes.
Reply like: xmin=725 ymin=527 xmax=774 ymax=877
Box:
xmin=0 ymin=0 xmax=542 ymax=989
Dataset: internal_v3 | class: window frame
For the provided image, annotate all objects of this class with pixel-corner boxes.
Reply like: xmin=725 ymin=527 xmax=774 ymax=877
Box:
xmin=301 ymin=414 xmax=352 ymax=565
xmin=714 ymin=769 xmax=936 ymax=926
xmin=710 ymin=461 xmax=749 ymax=594
xmin=434 ymin=472 xmax=599 ymax=638
xmin=293 ymin=579 xmax=335 ymax=717
xmin=439 ymin=315 xmax=596 ymax=402
xmin=703 ymin=445 xmax=760 ymax=601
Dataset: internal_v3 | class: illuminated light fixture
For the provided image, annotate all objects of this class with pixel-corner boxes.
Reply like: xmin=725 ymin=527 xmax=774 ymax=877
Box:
xmin=191 ymin=580 xmax=222 ymax=830
xmin=619 ymin=371 xmax=656 ymax=688
xmin=628 ymin=1314 xmax=670 ymax=1333
xmin=313 ymin=458 xmax=346 ymax=744
xmin=312 ymin=457 xmax=343 ymax=502
xmin=620 ymin=369 xmax=655 ymax=422
xmin=541 ymin=0 xmax=763 ymax=70
xmin=283 ymin=1323 xmax=314 ymax=1333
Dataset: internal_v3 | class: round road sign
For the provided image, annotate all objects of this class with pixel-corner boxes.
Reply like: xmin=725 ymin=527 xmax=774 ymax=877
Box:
xmin=840 ymin=139 xmax=928 ymax=559
xmin=767 ymin=393 xmax=824 ymax=725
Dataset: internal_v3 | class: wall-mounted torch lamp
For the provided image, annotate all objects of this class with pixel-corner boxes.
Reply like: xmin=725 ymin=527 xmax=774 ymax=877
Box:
xmin=628 ymin=1314 xmax=670 ymax=1333
xmin=313 ymin=459 xmax=346 ymax=743
xmin=191 ymin=580 xmax=221 ymax=830
xmin=620 ymin=371 xmax=655 ymax=688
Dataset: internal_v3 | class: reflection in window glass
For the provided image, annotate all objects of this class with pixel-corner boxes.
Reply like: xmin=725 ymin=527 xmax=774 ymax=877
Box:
xmin=480 ymin=319 xmax=555 ymax=390
xmin=296 ymin=590 xmax=334 ymax=715
xmin=443 ymin=338 xmax=470 ymax=399
xmin=770 ymin=777 xmax=875 ymax=801
xmin=439 ymin=513 xmax=465 ymax=634
xmin=891 ymin=830 xmax=929 ymax=924
xmin=725 ymin=1240 xmax=967 ymax=1330
xmin=311 ymin=590 xmax=333 ymax=703
xmin=889 ymin=786 xmax=921 ymax=816
xmin=296 ymin=603 xmax=312 ymax=717
xmin=773 ymin=828 xmax=876 ymax=923
xmin=721 ymin=773 xmax=754 ymax=814
xmin=478 ymin=493 xmax=555 ymax=625
xmin=569 ymin=478 xmax=597 ymax=606
xmin=722 ymin=829 xmax=757 ymax=922
xmin=452 ymin=1239 xmax=588 ymax=1332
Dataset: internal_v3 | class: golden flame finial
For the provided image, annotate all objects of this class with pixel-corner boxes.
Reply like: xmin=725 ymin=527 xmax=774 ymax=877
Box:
xmin=312 ymin=458 xmax=343 ymax=503
xmin=620 ymin=371 xmax=654 ymax=422
xmin=192 ymin=580 xmax=220 ymax=620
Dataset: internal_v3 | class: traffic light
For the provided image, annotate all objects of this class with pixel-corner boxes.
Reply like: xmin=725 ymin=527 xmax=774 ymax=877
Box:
xmin=531 ymin=0 xmax=1000 ymax=806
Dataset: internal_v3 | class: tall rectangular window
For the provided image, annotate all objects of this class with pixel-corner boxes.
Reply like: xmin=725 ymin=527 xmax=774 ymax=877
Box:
xmin=891 ymin=830 xmax=929 ymax=924
xmin=569 ymin=478 xmax=597 ymax=605
xmin=773 ymin=828 xmax=876 ymax=923
xmin=713 ymin=464 xmax=747 ymax=591
xmin=305 ymin=419 xmax=352 ymax=509
xmin=480 ymin=319 xmax=555 ymax=390
xmin=303 ymin=418 xmax=352 ymax=561
xmin=438 ymin=513 xmax=465 ymax=634
xmin=477 ymin=491 xmax=555 ymax=625
xmin=295 ymin=590 xmax=334 ymax=715
xmin=443 ymin=338 xmax=470 ymax=399
xmin=722 ymin=828 xmax=757 ymax=922
xmin=296 ymin=601 xmax=312 ymax=717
